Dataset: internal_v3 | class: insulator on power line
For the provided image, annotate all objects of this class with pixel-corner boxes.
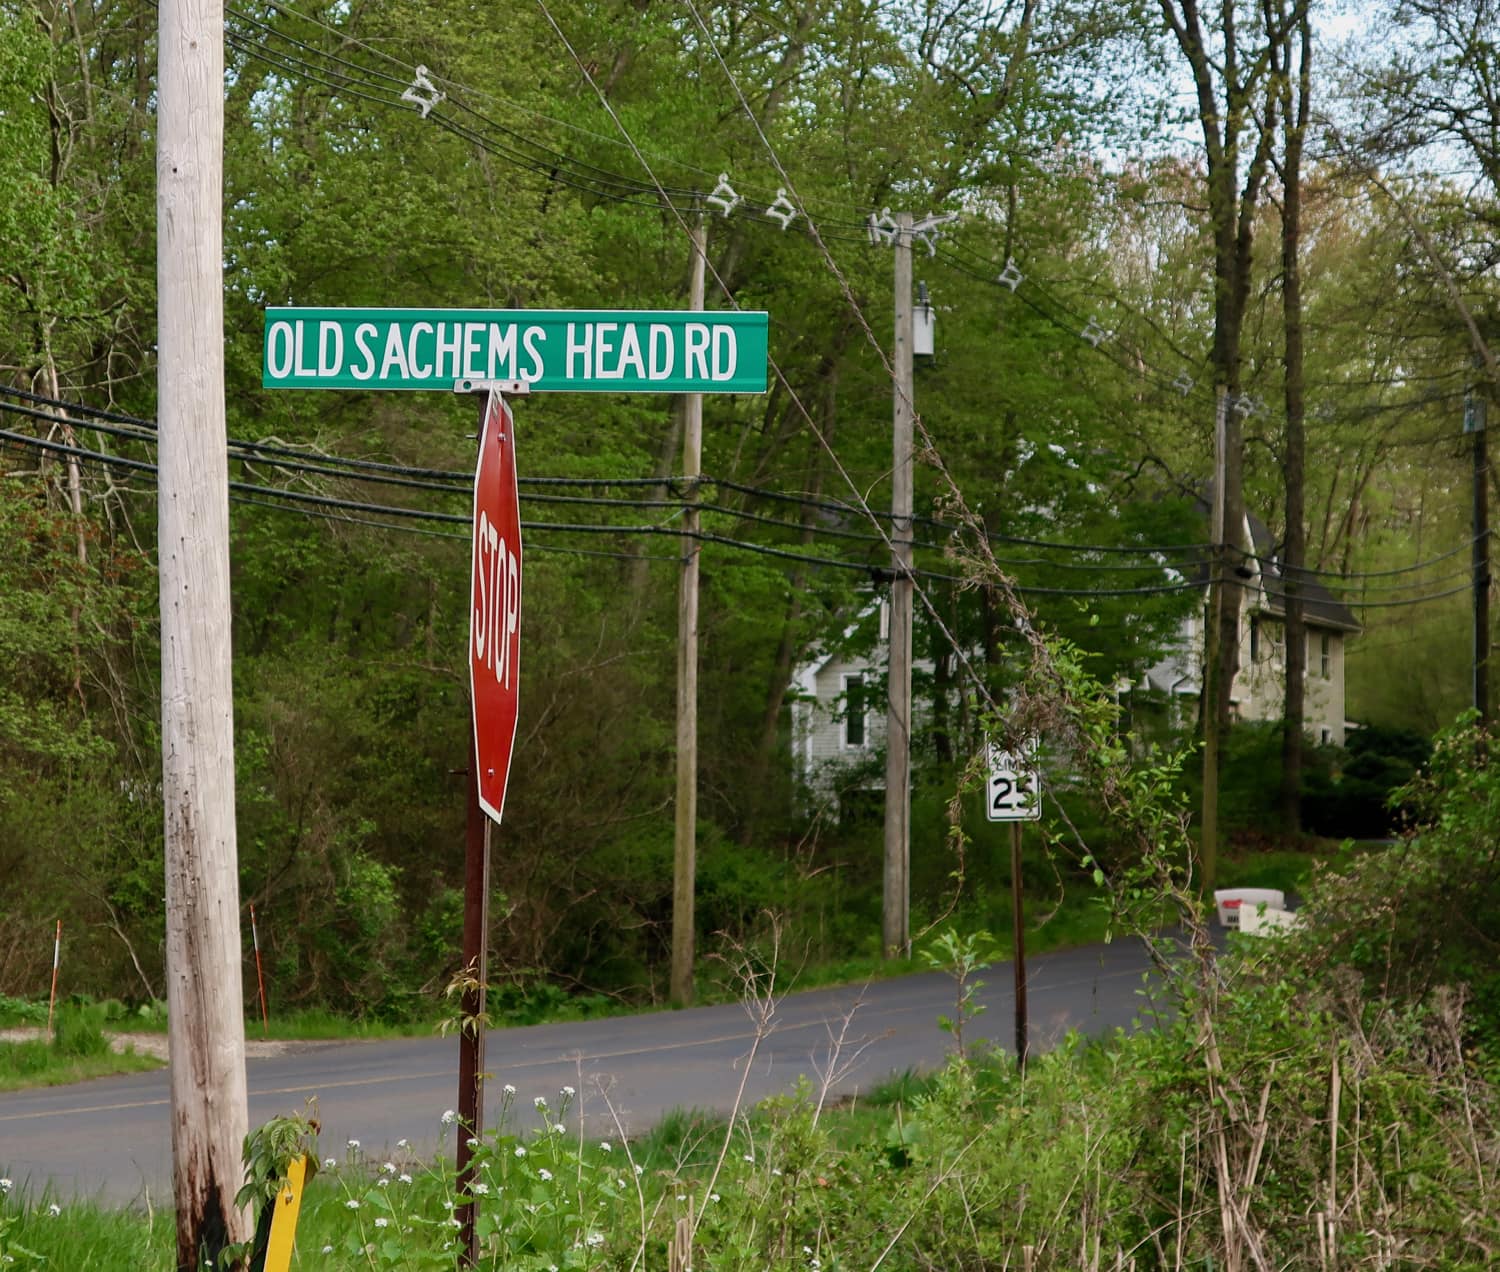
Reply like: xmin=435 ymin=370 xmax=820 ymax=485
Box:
xmin=766 ymin=189 xmax=798 ymax=230
xmin=705 ymin=173 xmax=741 ymax=217
xmin=401 ymin=64 xmax=443 ymax=118
xmin=868 ymin=208 xmax=899 ymax=245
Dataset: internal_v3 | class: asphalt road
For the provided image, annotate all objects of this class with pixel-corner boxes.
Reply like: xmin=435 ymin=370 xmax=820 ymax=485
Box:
xmin=0 ymin=936 xmax=1173 ymax=1205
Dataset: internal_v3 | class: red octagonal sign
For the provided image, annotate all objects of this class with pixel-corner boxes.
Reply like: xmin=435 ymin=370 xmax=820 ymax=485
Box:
xmin=469 ymin=390 xmax=522 ymax=823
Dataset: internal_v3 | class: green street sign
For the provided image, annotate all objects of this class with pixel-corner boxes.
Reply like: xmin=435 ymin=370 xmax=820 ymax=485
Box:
xmin=263 ymin=307 xmax=768 ymax=393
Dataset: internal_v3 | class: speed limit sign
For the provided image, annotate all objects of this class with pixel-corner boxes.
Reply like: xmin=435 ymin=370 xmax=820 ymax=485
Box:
xmin=986 ymin=741 xmax=1041 ymax=822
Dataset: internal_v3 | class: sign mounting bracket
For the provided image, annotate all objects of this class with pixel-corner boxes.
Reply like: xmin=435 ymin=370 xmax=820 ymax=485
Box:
xmin=454 ymin=378 xmax=531 ymax=396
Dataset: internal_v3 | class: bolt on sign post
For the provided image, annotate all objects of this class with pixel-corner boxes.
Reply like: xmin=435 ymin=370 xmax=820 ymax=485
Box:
xmin=986 ymin=740 xmax=1041 ymax=1071
xmin=263 ymin=309 xmax=767 ymax=1266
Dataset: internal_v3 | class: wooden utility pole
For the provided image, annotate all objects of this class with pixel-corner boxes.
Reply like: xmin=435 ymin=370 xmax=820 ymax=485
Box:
xmin=157 ymin=0 xmax=252 ymax=1265
xmin=884 ymin=212 xmax=915 ymax=959
xmin=671 ymin=216 xmax=707 ymax=1007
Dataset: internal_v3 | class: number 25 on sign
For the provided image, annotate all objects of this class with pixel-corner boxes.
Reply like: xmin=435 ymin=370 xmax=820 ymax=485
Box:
xmin=986 ymin=742 xmax=1041 ymax=822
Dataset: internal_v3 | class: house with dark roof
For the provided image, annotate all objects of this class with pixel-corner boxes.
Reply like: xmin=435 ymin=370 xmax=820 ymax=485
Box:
xmin=1135 ymin=507 xmax=1361 ymax=745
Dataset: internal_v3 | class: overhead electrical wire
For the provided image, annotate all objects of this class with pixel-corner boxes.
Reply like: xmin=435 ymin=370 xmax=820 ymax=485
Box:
xmin=0 ymin=389 xmax=1218 ymax=564
xmin=5 ymin=389 xmax=1481 ymax=588
xmin=2 ymin=422 xmax=1475 ymax=610
xmin=0 ymin=423 xmax=1210 ymax=598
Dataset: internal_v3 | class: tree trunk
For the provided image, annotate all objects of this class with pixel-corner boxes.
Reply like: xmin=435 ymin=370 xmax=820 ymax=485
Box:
xmin=1159 ymin=0 xmax=1291 ymax=890
xmin=1279 ymin=5 xmax=1312 ymax=834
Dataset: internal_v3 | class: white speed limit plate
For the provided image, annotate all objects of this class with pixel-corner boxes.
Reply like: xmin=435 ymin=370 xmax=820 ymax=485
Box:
xmin=986 ymin=742 xmax=1041 ymax=822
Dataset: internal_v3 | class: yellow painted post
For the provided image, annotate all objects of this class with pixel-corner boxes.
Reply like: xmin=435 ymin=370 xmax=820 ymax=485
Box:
xmin=262 ymin=1154 xmax=308 ymax=1272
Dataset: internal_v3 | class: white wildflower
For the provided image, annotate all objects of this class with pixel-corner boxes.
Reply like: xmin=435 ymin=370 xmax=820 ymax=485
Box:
xmin=586 ymin=1232 xmax=604 ymax=1248
xmin=743 ymin=1153 xmax=755 ymax=1163
xmin=399 ymin=1173 xmax=412 ymax=1184
xmin=676 ymin=1193 xmax=687 ymax=1202
xmin=467 ymin=1137 xmax=479 ymax=1149
xmin=503 ymin=1083 xmax=516 ymax=1096
xmin=374 ymin=1217 xmax=389 ymax=1229
xmin=472 ymin=1182 xmax=490 ymax=1196
xmin=346 ymin=1139 xmax=360 ymax=1151
xmin=382 ymin=1161 xmax=397 ymax=1174
xmin=710 ymin=1193 xmax=721 ymax=1203
xmin=441 ymin=1109 xmax=457 ymax=1125
xmin=634 ymin=1164 xmax=644 ymax=1176
xmin=599 ymin=1141 xmax=612 ymax=1153
xmin=322 ymin=1246 xmax=333 ymax=1255
xmin=323 ymin=1157 xmax=337 ymax=1169
xmin=771 ymin=1168 xmax=783 ymax=1177
xmin=396 ymin=1138 xmax=409 ymax=1149
xmin=538 ymin=1168 xmax=553 ymax=1182
xmin=345 ymin=1199 xmax=360 ymax=1210
xmin=376 ymin=1177 xmax=390 ymax=1189
xmin=514 ymin=1145 xmax=527 ymax=1158
xmin=560 ymin=1085 xmax=575 ymax=1098
xmin=46 ymin=1203 xmax=61 ymax=1218
xmin=0 ymin=1179 xmax=11 ymax=1194
xmin=449 ymin=1217 xmax=462 ymax=1229
xmin=533 ymin=1095 xmax=548 ymax=1110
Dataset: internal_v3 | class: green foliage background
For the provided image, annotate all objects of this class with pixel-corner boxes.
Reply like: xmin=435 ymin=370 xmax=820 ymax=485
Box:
xmin=0 ymin=0 xmax=1493 ymax=1016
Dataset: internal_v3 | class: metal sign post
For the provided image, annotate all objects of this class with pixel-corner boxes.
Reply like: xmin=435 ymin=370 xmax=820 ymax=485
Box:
xmin=455 ymin=381 xmax=526 ymax=1265
xmin=986 ymin=741 xmax=1041 ymax=1071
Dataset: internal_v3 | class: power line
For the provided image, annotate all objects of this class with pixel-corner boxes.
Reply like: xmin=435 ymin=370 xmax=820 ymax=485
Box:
xmin=10 ymin=389 xmax=1484 ymax=592
xmin=0 ymin=425 xmax=1214 ymax=599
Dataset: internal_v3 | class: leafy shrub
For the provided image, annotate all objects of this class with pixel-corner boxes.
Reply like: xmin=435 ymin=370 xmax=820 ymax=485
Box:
xmin=50 ymin=1006 xmax=109 ymax=1058
xmin=0 ymin=994 xmax=46 ymax=1028
xmin=1303 ymin=723 xmax=1431 ymax=839
xmin=1297 ymin=717 xmax=1500 ymax=1052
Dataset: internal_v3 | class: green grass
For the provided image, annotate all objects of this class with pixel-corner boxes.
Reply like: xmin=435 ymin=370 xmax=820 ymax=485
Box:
xmin=0 ymin=1039 xmax=162 ymax=1092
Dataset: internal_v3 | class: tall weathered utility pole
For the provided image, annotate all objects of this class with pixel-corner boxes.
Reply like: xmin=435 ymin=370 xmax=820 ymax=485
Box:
xmin=883 ymin=212 xmax=915 ymax=959
xmin=672 ymin=217 xmax=707 ymax=1006
xmin=157 ymin=0 xmax=252 ymax=1265
xmin=866 ymin=209 xmax=955 ymax=959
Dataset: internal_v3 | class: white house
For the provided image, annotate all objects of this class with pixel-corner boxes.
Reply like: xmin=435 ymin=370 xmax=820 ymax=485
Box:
xmin=791 ymin=510 xmax=1361 ymax=803
xmin=1136 ymin=510 xmax=1360 ymax=745
xmin=789 ymin=598 xmax=934 ymax=804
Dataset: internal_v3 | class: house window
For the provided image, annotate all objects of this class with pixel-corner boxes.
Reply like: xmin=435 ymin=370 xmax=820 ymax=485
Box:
xmin=842 ymin=673 xmax=867 ymax=749
xmin=1319 ymin=633 xmax=1331 ymax=678
xmin=1249 ymin=616 xmax=1259 ymax=663
xmin=1320 ymin=727 xmax=1333 ymax=746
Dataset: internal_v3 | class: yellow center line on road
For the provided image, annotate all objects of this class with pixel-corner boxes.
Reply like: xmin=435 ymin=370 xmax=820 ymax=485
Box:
xmin=0 ymin=963 xmax=1149 ymax=1125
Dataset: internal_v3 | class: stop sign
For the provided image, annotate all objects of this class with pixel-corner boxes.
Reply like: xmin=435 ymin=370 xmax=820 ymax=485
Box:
xmin=469 ymin=389 xmax=522 ymax=823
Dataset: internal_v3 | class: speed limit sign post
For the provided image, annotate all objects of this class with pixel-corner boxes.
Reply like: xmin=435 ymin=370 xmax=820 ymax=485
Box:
xmin=986 ymin=741 xmax=1041 ymax=1072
